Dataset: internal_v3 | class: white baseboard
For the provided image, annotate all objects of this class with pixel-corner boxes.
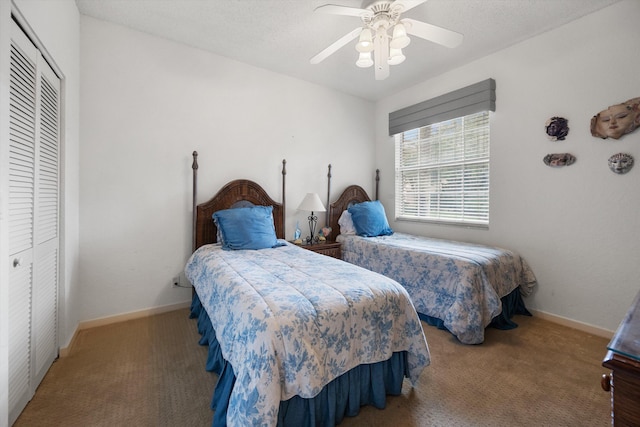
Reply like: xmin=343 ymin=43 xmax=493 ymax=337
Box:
xmin=59 ymin=303 xmax=614 ymax=357
xmin=530 ymin=309 xmax=614 ymax=339
xmin=59 ymin=300 xmax=192 ymax=357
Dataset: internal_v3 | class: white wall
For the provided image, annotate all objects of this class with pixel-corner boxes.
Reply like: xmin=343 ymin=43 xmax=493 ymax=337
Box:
xmin=79 ymin=16 xmax=375 ymax=321
xmin=0 ymin=0 xmax=80 ymax=425
xmin=375 ymin=0 xmax=640 ymax=333
xmin=5 ymin=1 xmax=633 ymax=362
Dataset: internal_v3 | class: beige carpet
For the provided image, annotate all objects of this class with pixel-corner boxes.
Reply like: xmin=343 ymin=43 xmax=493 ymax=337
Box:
xmin=15 ymin=309 xmax=611 ymax=426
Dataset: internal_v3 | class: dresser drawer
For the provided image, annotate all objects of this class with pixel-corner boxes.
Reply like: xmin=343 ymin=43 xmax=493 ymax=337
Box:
xmin=295 ymin=241 xmax=342 ymax=260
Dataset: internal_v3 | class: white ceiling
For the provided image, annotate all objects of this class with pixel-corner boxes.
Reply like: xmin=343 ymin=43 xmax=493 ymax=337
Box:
xmin=75 ymin=0 xmax=621 ymax=101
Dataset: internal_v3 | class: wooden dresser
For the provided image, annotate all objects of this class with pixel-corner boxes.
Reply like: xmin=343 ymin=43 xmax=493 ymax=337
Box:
xmin=602 ymin=290 xmax=640 ymax=426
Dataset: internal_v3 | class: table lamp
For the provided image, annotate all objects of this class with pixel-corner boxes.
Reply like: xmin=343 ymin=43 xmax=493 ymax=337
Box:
xmin=297 ymin=193 xmax=326 ymax=244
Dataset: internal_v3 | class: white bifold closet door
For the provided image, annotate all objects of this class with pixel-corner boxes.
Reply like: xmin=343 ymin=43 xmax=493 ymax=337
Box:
xmin=8 ymin=18 xmax=60 ymax=425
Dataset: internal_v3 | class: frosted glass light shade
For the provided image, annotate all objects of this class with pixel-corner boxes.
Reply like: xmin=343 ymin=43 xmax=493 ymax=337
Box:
xmin=355 ymin=28 xmax=374 ymax=53
xmin=356 ymin=51 xmax=374 ymax=68
xmin=390 ymin=23 xmax=410 ymax=49
xmin=297 ymin=193 xmax=326 ymax=212
xmin=388 ymin=48 xmax=405 ymax=65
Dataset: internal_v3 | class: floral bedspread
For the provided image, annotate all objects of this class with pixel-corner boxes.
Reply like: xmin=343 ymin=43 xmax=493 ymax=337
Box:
xmin=337 ymin=233 xmax=537 ymax=344
xmin=184 ymin=241 xmax=430 ymax=427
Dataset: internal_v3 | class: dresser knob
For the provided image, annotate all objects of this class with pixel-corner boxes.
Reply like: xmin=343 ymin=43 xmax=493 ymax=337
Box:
xmin=601 ymin=373 xmax=611 ymax=392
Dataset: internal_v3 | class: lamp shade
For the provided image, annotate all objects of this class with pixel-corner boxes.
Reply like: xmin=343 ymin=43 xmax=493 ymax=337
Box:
xmin=355 ymin=28 xmax=374 ymax=53
xmin=297 ymin=193 xmax=326 ymax=212
xmin=390 ymin=23 xmax=410 ymax=49
xmin=388 ymin=48 xmax=405 ymax=65
xmin=356 ymin=51 xmax=374 ymax=68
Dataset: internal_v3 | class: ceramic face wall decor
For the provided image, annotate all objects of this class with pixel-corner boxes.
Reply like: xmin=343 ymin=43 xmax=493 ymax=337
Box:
xmin=544 ymin=153 xmax=576 ymax=167
xmin=591 ymin=97 xmax=640 ymax=140
xmin=608 ymin=153 xmax=634 ymax=174
xmin=545 ymin=116 xmax=569 ymax=141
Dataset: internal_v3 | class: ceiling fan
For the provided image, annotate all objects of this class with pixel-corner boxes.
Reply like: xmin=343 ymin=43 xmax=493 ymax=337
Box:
xmin=310 ymin=0 xmax=463 ymax=80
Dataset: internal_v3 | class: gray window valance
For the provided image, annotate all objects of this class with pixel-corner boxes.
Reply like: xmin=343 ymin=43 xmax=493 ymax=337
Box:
xmin=388 ymin=78 xmax=496 ymax=136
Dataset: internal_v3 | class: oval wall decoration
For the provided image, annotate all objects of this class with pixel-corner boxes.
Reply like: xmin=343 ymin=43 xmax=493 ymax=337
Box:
xmin=545 ymin=116 xmax=569 ymax=141
xmin=608 ymin=153 xmax=634 ymax=174
xmin=591 ymin=97 xmax=640 ymax=140
xmin=544 ymin=153 xmax=576 ymax=167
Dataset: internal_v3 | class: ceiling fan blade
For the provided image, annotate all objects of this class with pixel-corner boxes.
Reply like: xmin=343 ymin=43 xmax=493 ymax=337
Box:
xmin=310 ymin=27 xmax=362 ymax=64
xmin=391 ymin=0 xmax=428 ymax=14
xmin=314 ymin=4 xmax=373 ymax=18
xmin=403 ymin=18 xmax=463 ymax=48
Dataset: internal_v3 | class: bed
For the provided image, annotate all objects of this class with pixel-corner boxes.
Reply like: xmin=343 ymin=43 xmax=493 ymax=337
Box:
xmin=327 ymin=180 xmax=537 ymax=345
xmin=184 ymin=153 xmax=431 ymax=427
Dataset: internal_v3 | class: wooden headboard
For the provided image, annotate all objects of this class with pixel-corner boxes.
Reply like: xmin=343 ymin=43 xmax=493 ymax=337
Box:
xmin=192 ymin=151 xmax=286 ymax=251
xmin=328 ymin=185 xmax=371 ymax=239
xmin=327 ymin=168 xmax=380 ymax=238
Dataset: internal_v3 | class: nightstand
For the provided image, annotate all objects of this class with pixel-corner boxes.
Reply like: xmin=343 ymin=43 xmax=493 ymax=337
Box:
xmin=296 ymin=241 xmax=342 ymax=260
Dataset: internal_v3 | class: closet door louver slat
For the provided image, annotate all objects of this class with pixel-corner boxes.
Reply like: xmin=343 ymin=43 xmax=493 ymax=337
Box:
xmin=36 ymin=73 xmax=59 ymax=244
xmin=9 ymin=43 xmax=36 ymax=257
xmin=8 ymin=261 xmax=32 ymax=417
xmin=33 ymin=244 xmax=58 ymax=384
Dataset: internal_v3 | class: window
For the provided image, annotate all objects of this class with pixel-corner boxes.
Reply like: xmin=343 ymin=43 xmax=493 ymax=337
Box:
xmin=394 ymin=111 xmax=490 ymax=227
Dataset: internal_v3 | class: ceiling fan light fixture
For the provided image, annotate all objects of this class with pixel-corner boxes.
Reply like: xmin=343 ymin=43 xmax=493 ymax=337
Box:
xmin=356 ymin=51 xmax=374 ymax=68
xmin=355 ymin=28 xmax=374 ymax=52
xmin=390 ymin=22 xmax=410 ymax=49
xmin=311 ymin=1 xmax=463 ymax=80
xmin=388 ymin=47 xmax=405 ymax=65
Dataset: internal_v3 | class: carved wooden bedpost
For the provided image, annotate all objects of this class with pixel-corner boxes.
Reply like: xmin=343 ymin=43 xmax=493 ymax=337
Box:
xmin=282 ymin=159 xmax=286 ymax=239
xmin=326 ymin=164 xmax=332 ymax=227
xmin=375 ymin=169 xmax=380 ymax=201
xmin=192 ymin=151 xmax=198 ymax=253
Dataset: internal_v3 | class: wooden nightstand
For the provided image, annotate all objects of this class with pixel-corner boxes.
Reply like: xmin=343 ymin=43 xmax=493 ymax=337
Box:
xmin=296 ymin=241 xmax=342 ymax=260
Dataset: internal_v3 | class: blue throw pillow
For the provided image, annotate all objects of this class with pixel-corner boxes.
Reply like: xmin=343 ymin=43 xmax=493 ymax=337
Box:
xmin=213 ymin=206 xmax=279 ymax=250
xmin=347 ymin=200 xmax=393 ymax=237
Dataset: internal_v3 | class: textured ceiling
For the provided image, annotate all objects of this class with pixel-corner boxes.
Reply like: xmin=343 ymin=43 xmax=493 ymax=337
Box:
xmin=75 ymin=0 xmax=621 ymax=101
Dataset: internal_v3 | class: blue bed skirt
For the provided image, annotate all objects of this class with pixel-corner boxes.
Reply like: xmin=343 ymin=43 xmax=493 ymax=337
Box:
xmin=419 ymin=287 xmax=532 ymax=336
xmin=190 ymin=294 xmax=410 ymax=427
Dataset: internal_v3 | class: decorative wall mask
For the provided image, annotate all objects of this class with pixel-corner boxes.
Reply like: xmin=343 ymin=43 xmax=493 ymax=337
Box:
xmin=608 ymin=153 xmax=634 ymax=174
xmin=545 ymin=116 xmax=569 ymax=141
xmin=591 ymin=97 xmax=640 ymax=140
xmin=544 ymin=153 xmax=576 ymax=167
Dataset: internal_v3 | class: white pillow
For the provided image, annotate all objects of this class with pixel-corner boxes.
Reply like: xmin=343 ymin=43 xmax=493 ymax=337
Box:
xmin=338 ymin=210 xmax=357 ymax=235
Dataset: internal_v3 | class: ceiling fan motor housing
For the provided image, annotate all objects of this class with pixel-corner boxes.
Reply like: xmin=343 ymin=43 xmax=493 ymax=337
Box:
xmin=362 ymin=1 xmax=402 ymax=30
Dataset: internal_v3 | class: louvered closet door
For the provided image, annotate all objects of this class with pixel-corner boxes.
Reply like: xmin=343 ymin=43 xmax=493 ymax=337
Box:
xmin=8 ymin=19 xmax=60 ymax=425
xmin=32 ymin=46 xmax=60 ymax=389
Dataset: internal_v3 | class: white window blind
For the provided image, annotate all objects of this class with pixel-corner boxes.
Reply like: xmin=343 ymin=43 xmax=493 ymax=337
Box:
xmin=394 ymin=111 xmax=490 ymax=227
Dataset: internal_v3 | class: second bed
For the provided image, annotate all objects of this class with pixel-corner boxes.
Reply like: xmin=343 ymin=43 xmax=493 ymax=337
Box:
xmin=328 ymin=183 xmax=537 ymax=345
